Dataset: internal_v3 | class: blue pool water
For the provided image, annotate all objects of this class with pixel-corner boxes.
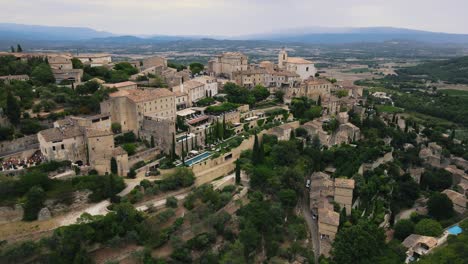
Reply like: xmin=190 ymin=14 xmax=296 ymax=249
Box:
xmin=447 ymin=225 xmax=462 ymax=235
xmin=184 ymin=152 xmax=212 ymax=167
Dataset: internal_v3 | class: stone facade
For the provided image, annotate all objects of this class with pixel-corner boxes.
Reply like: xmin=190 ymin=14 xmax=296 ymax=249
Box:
xmin=38 ymin=116 xmax=128 ymax=176
xmin=76 ymin=53 xmax=112 ymax=67
xmin=287 ymin=78 xmax=333 ymax=101
xmin=278 ymin=48 xmax=316 ymax=80
xmin=140 ymin=116 xmax=176 ymax=154
xmin=100 ymin=88 xmax=176 ymax=134
xmin=208 ymin=52 xmax=248 ymax=79
xmin=103 ymin=81 xmax=138 ymax=90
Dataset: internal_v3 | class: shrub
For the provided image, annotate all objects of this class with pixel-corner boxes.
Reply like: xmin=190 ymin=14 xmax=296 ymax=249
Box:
xmin=166 ymin=196 xmax=178 ymax=208
xmin=22 ymin=186 xmax=46 ymax=221
xmin=415 ymin=219 xmax=443 ymax=237
xmin=122 ymin=143 xmax=137 ymax=156
xmin=394 ymin=219 xmax=415 ymax=240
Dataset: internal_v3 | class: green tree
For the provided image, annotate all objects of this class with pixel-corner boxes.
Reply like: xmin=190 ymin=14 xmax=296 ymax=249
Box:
xmin=171 ymin=133 xmax=176 ymax=161
xmin=235 ymin=159 xmax=241 ymax=185
xmin=16 ymin=44 xmax=23 ymax=52
xmin=5 ymin=92 xmax=21 ymax=125
xmin=428 ymin=193 xmax=454 ymax=220
xmin=252 ymin=133 xmax=260 ymax=165
xmin=393 ymin=219 xmax=415 ymax=241
xmin=23 ymin=186 xmax=46 ymax=221
xmin=414 ymin=219 xmax=443 ymax=237
xmin=279 ymin=189 xmax=298 ymax=209
xmin=111 ymin=122 xmax=122 ymax=134
xmin=31 ymin=64 xmax=55 ymax=85
xmin=252 ymin=85 xmax=270 ymax=102
xmin=274 ymin=90 xmax=285 ymax=103
xmin=71 ymin=58 xmax=84 ymax=69
xmin=127 ymin=168 xmax=137 ymax=179
xmin=150 ymin=135 xmax=155 ymax=148
xmin=110 ymin=157 xmax=118 ymax=174
xmin=166 ymin=196 xmax=178 ymax=208
xmin=220 ymin=240 xmax=247 ymax=264
xmin=317 ymin=95 xmax=322 ymax=106
xmin=10 ymin=46 xmax=15 ymax=53
xmin=331 ymin=221 xmax=386 ymax=264
xmin=189 ymin=62 xmax=204 ymax=75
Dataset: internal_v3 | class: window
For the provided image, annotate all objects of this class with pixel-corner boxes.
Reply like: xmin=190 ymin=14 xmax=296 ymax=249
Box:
xmin=61 ymin=144 xmax=65 ymax=150
xmin=306 ymin=67 xmax=309 ymax=72
xmin=52 ymin=146 xmax=56 ymax=151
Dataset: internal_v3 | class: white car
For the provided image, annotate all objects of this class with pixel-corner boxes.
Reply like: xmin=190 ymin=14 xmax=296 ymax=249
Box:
xmin=306 ymin=179 xmax=311 ymax=188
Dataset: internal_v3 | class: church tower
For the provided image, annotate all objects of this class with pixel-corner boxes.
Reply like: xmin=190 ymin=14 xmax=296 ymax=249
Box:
xmin=278 ymin=47 xmax=288 ymax=69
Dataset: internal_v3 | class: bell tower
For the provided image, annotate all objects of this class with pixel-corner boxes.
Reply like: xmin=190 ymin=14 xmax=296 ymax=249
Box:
xmin=278 ymin=47 xmax=288 ymax=69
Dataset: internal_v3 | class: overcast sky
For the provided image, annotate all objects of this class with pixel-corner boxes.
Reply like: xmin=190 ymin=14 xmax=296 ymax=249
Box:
xmin=1 ymin=0 xmax=467 ymax=36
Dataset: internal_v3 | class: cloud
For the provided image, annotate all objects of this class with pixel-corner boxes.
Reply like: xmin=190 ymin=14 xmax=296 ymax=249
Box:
xmin=0 ymin=0 xmax=466 ymax=35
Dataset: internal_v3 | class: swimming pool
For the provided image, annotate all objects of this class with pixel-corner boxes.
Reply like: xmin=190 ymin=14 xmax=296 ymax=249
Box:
xmin=447 ymin=225 xmax=463 ymax=235
xmin=184 ymin=152 xmax=212 ymax=167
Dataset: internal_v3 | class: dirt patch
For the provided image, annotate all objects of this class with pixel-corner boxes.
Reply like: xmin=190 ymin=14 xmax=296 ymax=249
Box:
xmin=91 ymin=243 xmax=143 ymax=264
xmin=0 ymin=218 xmax=58 ymax=243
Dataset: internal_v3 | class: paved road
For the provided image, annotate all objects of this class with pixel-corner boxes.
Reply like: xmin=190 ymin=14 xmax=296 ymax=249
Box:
xmin=301 ymin=185 xmax=320 ymax=263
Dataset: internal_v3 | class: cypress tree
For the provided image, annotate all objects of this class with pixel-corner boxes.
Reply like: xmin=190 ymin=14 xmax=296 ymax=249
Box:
xmin=110 ymin=157 xmax=118 ymax=174
xmin=171 ymin=133 xmax=176 ymax=161
xmin=191 ymin=136 xmax=194 ymax=150
xmin=10 ymin=46 xmax=15 ymax=53
xmin=204 ymin=128 xmax=208 ymax=146
xmin=317 ymin=95 xmax=322 ymax=106
xmin=222 ymin=115 xmax=226 ymax=139
xmin=5 ymin=92 xmax=21 ymax=125
xmin=339 ymin=207 xmax=347 ymax=229
xmin=181 ymin=138 xmax=185 ymax=164
xmin=290 ymin=129 xmax=296 ymax=140
xmin=450 ymin=129 xmax=455 ymax=141
xmin=16 ymin=44 xmax=23 ymax=52
xmin=235 ymin=159 xmax=241 ymax=185
xmin=258 ymin=138 xmax=264 ymax=164
xmin=150 ymin=135 xmax=155 ymax=148
xmin=252 ymin=133 xmax=259 ymax=165
xmin=185 ymin=133 xmax=189 ymax=152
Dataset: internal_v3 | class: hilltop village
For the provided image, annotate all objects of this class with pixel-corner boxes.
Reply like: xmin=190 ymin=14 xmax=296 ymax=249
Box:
xmin=0 ymin=47 xmax=467 ymax=264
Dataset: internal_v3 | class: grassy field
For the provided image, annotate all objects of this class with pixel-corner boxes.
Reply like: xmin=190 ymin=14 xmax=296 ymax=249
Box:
xmin=440 ymin=89 xmax=468 ymax=97
xmin=375 ymin=105 xmax=404 ymax=113
xmin=343 ymin=68 xmax=372 ymax=73
xmin=404 ymin=112 xmax=455 ymax=127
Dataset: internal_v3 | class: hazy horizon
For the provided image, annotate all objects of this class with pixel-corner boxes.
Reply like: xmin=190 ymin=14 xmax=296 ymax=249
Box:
xmin=1 ymin=0 xmax=467 ymax=36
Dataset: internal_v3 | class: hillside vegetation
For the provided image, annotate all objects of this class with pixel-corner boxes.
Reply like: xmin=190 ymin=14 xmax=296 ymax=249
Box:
xmin=397 ymin=56 xmax=468 ymax=84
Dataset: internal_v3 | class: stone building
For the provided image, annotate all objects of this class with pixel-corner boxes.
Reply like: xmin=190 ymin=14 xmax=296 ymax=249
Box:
xmin=172 ymin=80 xmax=206 ymax=106
xmin=160 ymin=68 xmax=191 ymax=88
xmin=132 ymin=56 xmax=167 ymax=70
xmin=318 ymin=205 xmax=340 ymax=240
xmin=402 ymin=234 xmax=438 ymax=263
xmin=101 ymin=88 xmax=176 ymax=134
xmin=100 ymin=88 xmax=176 ymax=153
xmin=52 ymin=69 xmax=83 ymax=85
xmin=442 ymin=189 xmax=467 ymax=214
xmin=140 ymin=115 xmax=176 ymax=154
xmin=38 ymin=117 xmax=128 ymax=176
xmin=75 ymin=53 xmax=112 ymax=67
xmin=0 ymin=75 xmax=30 ymax=83
xmin=48 ymin=54 xmax=73 ymax=70
xmin=286 ymin=78 xmax=333 ymax=101
xmin=208 ymin=52 xmax=248 ymax=79
xmin=193 ymin=75 xmax=218 ymax=97
xmin=334 ymin=178 xmax=355 ymax=215
xmin=232 ymin=68 xmax=269 ymax=88
xmin=278 ymin=48 xmax=316 ymax=80
xmin=103 ymin=81 xmax=138 ymax=90
xmin=419 ymin=142 xmax=443 ymax=168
